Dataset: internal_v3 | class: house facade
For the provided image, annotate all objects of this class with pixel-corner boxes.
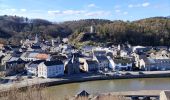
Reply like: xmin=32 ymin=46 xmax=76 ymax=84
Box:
xmin=64 ymin=54 xmax=80 ymax=74
xmin=80 ymin=59 xmax=98 ymax=72
xmin=93 ymin=56 xmax=109 ymax=70
xmin=26 ymin=60 xmax=44 ymax=76
xmin=38 ymin=60 xmax=64 ymax=78
xmin=108 ymin=56 xmax=132 ymax=71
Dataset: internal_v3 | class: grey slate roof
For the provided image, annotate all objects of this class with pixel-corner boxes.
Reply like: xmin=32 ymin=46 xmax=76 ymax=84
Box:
xmin=44 ymin=60 xmax=63 ymax=66
xmin=96 ymin=56 xmax=108 ymax=61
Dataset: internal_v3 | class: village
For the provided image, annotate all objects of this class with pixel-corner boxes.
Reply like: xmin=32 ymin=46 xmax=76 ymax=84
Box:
xmin=0 ymin=28 xmax=170 ymax=82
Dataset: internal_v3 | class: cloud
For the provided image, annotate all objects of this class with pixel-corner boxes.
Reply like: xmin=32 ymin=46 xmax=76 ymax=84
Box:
xmin=63 ymin=10 xmax=85 ymax=15
xmin=0 ymin=8 xmax=28 ymax=13
xmin=115 ymin=9 xmax=121 ymax=13
xmin=123 ymin=12 xmax=128 ymax=15
xmin=85 ymin=11 xmax=110 ymax=17
xmin=20 ymin=9 xmax=27 ymax=12
xmin=142 ymin=2 xmax=150 ymax=7
xmin=48 ymin=10 xmax=86 ymax=16
xmin=48 ymin=10 xmax=61 ymax=15
xmin=128 ymin=4 xmax=140 ymax=8
xmin=128 ymin=2 xmax=150 ymax=8
xmin=87 ymin=4 xmax=97 ymax=8
xmin=5 ymin=8 xmax=17 ymax=12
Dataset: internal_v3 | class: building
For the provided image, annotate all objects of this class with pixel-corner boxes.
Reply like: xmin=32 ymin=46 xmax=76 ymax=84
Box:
xmin=93 ymin=55 xmax=109 ymax=70
xmin=132 ymin=46 xmax=150 ymax=53
xmin=80 ymin=58 xmax=98 ymax=72
xmin=139 ymin=54 xmax=170 ymax=71
xmin=160 ymin=91 xmax=170 ymax=100
xmin=20 ymin=52 xmax=51 ymax=61
xmin=64 ymin=54 xmax=80 ymax=74
xmin=120 ymin=50 xmax=128 ymax=57
xmin=38 ymin=60 xmax=64 ymax=78
xmin=108 ymin=56 xmax=132 ymax=71
xmin=1 ymin=54 xmax=12 ymax=68
xmin=26 ymin=60 xmax=44 ymax=76
xmin=6 ymin=60 xmax=28 ymax=75
xmin=93 ymin=50 xmax=106 ymax=57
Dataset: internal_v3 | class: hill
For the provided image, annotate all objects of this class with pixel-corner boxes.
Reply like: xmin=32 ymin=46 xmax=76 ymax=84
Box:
xmin=70 ymin=17 xmax=170 ymax=46
xmin=0 ymin=15 xmax=170 ymax=46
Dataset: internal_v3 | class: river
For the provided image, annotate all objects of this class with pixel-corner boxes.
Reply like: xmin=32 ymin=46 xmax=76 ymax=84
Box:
xmin=46 ymin=78 xmax=170 ymax=100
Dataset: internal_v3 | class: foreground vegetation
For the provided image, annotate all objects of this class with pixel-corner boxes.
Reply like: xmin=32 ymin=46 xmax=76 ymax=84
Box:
xmin=0 ymin=84 xmax=126 ymax=100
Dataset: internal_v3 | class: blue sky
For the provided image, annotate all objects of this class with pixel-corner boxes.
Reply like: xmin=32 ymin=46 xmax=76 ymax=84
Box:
xmin=0 ymin=0 xmax=170 ymax=22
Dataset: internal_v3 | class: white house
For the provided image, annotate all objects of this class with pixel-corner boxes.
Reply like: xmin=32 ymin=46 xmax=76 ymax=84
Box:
xmin=108 ymin=57 xmax=132 ymax=71
xmin=26 ymin=60 xmax=44 ymax=76
xmin=38 ymin=60 xmax=64 ymax=78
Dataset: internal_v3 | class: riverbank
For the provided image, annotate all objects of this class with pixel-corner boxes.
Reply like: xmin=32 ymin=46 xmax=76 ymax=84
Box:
xmin=0 ymin=71 xmax=170 ymax=92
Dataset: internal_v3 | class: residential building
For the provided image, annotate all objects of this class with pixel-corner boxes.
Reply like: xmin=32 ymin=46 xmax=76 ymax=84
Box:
xmin=26 ymin=60 xmax=44 ymax=76
xmin=84 ymin=60 xmax=98 ymax=72
xmin=64 ymin=54 xmax=80 ymax=74
xmin=6 ymin=60 xmax=28 ymax=75
xmin=20 ymin=52 xmax=51 ymax=61
xmin=1 ymin=54 xmax=12 ymax=66
xmin=160 ymin=91 xmax=170 ymax=100
xmin=93 ymin=55 xmax=109 ymax=70
xmin=108 ymin=56 xmax=132 ymax=71
xmin=38 ymin=60 xmax=64 ymax=78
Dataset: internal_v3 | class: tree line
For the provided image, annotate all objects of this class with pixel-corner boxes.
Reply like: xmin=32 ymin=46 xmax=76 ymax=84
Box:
xmin=0 ymin=15 xmax=170 ymax=46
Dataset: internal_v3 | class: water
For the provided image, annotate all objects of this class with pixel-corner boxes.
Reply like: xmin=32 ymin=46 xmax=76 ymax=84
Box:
xmin=46 ymin=78 xmax=170 ymax=100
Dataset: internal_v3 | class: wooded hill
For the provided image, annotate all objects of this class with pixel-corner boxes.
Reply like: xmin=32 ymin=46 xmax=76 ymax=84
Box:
xmin=0 ymin=15 xmax=170 ymax=46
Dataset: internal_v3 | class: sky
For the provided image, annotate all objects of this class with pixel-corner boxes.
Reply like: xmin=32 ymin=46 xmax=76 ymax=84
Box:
xmin=0 ymin=0 xmax=170 ymax=22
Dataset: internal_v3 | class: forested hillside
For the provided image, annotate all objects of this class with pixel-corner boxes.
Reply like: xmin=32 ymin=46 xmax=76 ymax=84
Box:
xmin=0 ymin=15 xmax=170 ymax=46
xmin=70 ymin=17 xmax=170 ymax=46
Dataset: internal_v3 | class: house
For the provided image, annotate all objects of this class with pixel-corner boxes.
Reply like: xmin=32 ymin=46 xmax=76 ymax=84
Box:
xmin=76 ymin=90 xmax=90 ymax=97
xmin=93 ymin=50 xmax=106 ymax=56
xmin=138 ymin=55 xmax=155 ymax=71
xmin=0 ymin=44 xmax=4 ymax=49
xmin=132 ymin=46 xmax=150 ymax=53
xmin=120 ymin=50 xmax=128 ymax=57
xmin=108 ymin=56 xmax=132 ymax=71
xmin=93 ymin=56 xmax=109 ymax=70
xmin=5 ymin=60 xmax=28 ymax=75
xmin=64 ymin=54 xmax=80 ymax=74
xmin=139 ymin=53 xmax=170 ymax=71
xmin=20 ymin=52 xmax=51 ymax=61
xmin=72 ymin=90 xmax=91 ymax=100
xmin=81 ymin=46 xmax=93 ymax=57
xmin=26 ymin=60 xmax=44 ymax=76
xmin=149 ymin=50 xmax=170 ymax=59
xmin=1 ymin=54 xmax=12 ymax=66
xmin=160 ymin=91 xmax=170 ymax=100
xmin=81 ymin=59 xmax=98 ymax=72
xmin=31 ymin=45 xmax=42 ymax=52
xmin=38 ymin=60 xmax=64 ymax=78
xmin=153 ymin=59 xmax=170 ymax=70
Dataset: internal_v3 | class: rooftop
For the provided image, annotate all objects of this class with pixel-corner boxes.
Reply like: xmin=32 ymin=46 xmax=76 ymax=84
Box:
xmin=44 ymin=60 xmax=63 ymax=66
